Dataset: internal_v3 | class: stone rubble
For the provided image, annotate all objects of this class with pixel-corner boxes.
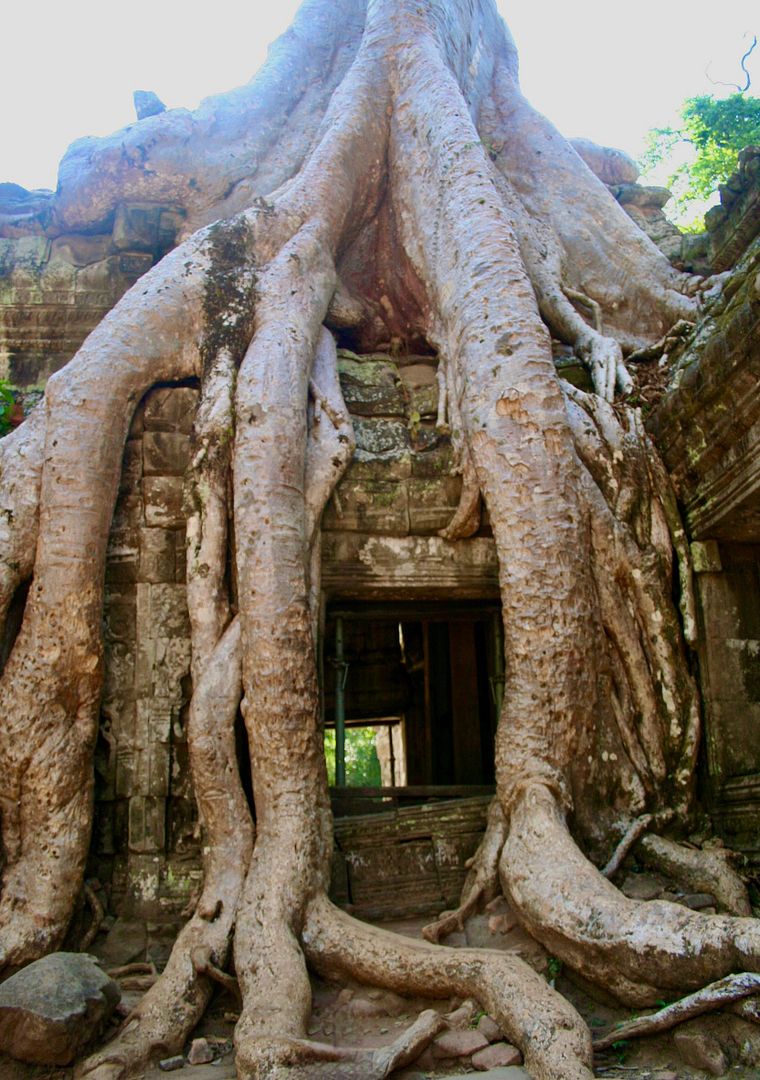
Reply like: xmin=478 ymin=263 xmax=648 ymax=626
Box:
xmin=0 ymin=952 xmax=120 ymax=1066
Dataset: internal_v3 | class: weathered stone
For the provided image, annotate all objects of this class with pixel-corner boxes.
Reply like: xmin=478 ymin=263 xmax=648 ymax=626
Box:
xmin=188 ymin=1037 xmax=215 ymax=1064
xmin=433 ymin=1028 xmax=489 ymax=1058
xmin=682 ymin=891 xmax=717 ymax=910
xmin=690 ymin=539 xmax=722 ymax=573
xmin=348 ymin=995 xmax=390 ymax=1018
xmin=159 ymin=1055 xmax=186 ymax=1071
xmin=445 ymin=999 xmax=478 ymax=1028
xmin=488 ymin=912 xmax=516 ymax=934
xmin=128 ymin=795 xmax=167 ymax=853
xmin=472 ymin=1042 xmax=522 ymax=1070
xmin=100 ymin=916 xmax=148 ymax=965
xmin=322 ymin=478 xmax=409 ymax=535
xmin=143 ymin=475 xmax=185 ymax=529
xmin=477 ymin=1014 xmax=502 ymax=1042
xmin=143 ymin=431 xmax=191 ymax=476
xmin=408 ymin=384 xmax=438 ymax=417
xmin=620 ymin=872 xmax=662 ymax=900
xmin=338 ymin=356 xmax=406 ymax=416
xmin=438 ymin=1069 xmax=530 ymax=1080
xmin=349 ymin=448 xmax=413 ymax=482
xmin=143 ymin=386 xmax=198 ymax=434
xmin=614 ymin=183 xmax=671 ymax=210
xmin=569 ymin=137 xmax=640 ymax=184
xmin=352 ymin=417 xmax=410 ymax=456
xmin=674 ymin=1027 xmax=727 ymax=1076
xmin=134 ymin=90 xmax=167 ymax=120
xmin=408 ymin=476 xmax=461 ymax=534
xmin=139 ymin=527 xmax=183 ymax=584
xmin=0 ymin=953 xmax=120 ymax=1065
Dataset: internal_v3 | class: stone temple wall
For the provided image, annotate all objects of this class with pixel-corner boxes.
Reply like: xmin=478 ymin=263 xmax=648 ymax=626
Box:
xmin=93 ymin=385 xmax=199 ymax=922
xmin=89 ymin=351 xmax=502 ymax=926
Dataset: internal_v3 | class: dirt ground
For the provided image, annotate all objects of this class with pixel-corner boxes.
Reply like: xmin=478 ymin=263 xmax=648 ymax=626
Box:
xmin=3 ymin=907 xmax=760 ymax=1079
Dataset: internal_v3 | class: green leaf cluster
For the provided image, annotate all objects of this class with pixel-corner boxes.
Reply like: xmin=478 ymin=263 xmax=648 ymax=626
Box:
xmin=324 ymin=726 xmax=382 ymax=787
xmin=0 ymin=382 xmax=16 ymax=437
xmin=640 ymin=93 xmax=760 ymax=226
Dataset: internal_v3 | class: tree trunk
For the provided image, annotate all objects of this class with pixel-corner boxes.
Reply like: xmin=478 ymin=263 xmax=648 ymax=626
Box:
xmin=0 ymin=1 xmax=756 ymax=1077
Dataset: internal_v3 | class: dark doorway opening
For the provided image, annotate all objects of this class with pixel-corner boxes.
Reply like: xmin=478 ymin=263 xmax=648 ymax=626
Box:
xmin=323 ymin=601 xmax=501 ymax=815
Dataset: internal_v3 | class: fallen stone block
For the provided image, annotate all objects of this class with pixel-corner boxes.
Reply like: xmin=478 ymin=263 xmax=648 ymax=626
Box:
xmin=0 ymin=952 xmax=120 ymax=1065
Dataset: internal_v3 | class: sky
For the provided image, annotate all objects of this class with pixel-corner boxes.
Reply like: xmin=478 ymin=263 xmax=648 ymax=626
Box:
xmin=1 ymin=0 xmax=757 ymax=193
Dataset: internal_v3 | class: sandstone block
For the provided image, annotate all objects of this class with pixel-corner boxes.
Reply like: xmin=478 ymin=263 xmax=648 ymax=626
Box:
xmin=188 ymin=1037 xmax=215 ymax=1064
xmin=139 ymin=527 xmax=181 ymax=583
xmin=433 ymin=1028 xmax=489 ymax=1058
xmin=472 ymin=1041 xmax=522 ymax=1070
xmin=674 ymin=1027 xmax=727 ymax=1076
xmin=143 ymin=476 xmax=185 ymax=529
xmin=0 ymin=953 xmax=120 ymax=1065
xmin=143 ymin=386 xmax=198 ymax=434
xmin=620 ymin=872 xmax=662 ymax=900
xmin=128 ymin=794 xmax=166 ymax=854
xmin=159 ymin=1055 xmax=185 ymax=1071
xmin=143 ymin=430 xmax=191 ymax=476
xmin=477 ymin=1013 xmax=502 ymax=1042
xmin=353 ymin=416 xmax=410 ymax=455
xmin=100 ymin=917 xmax=148 ymax=966
xmin=338 ymin=356 xmax=406 ymax=416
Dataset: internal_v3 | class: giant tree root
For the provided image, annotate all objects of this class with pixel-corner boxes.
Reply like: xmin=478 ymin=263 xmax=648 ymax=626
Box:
xmin=4 ymin=2 xmax=760 ymax=1078
xmin=422 ymin=799 xmax=506 ymax=943
xmin=77 ymin=621 xmax=252 ymax=1080
xmin=593 ymin=972 xmax=760 ymax=1049
xmin=301 ymin=893 xmax=594 ymax=1080
xmin=636 ymin=833 xmax=752 ymax=916
xmin=234 ymin=1010 xmax=446 ymax=1080
xmin=501 ymin=782 xmax=760 ymax=1006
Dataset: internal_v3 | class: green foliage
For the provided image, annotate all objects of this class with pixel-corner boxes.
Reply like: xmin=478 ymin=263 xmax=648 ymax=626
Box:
xmin=0 ymin=382 xmax=16 ymax=437
xmin=324 ymin=726 xmax=382 ymax=787
xmin=640 ymin=93 xmax=760 ymax=226
xmin=611 ymin=1039 xmax=631 ymax=1065
xmin=546 ymin=956 xmax=563 ymax=982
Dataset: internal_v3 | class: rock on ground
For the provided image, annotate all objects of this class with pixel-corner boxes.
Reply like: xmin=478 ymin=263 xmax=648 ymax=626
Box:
xmin=0 ymin=952 xmax=120 ymax=1065
xmin=472 ymin=1041 xmax=523 ymax=1070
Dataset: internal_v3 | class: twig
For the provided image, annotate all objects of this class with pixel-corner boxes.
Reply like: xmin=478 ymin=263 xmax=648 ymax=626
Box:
xmin=705 ymin=34 xmax=757 ymax=93
xmin=626 ymin=320 xmax=693 ymax=364
xmin=593 ymin=972 xmax=760 ymax=1049
xmin=106 ymin=962 xmax=157 ymax=979
xmin=602 ymin=815 xmax=653 ymax=879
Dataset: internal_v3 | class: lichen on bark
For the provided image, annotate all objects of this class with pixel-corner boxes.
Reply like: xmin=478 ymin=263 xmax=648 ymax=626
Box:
xmin=0 ymin=2 xmax=757 ymax=1078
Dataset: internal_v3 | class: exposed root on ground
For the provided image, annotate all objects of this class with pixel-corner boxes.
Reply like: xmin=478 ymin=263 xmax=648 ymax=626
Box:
xmin=303 ymin=893 xmax=594 ymax=1080
xmin=636 ymin=833 xmax=752 ymax=917
xmin=422 ymin=800 xmax=506 ymax=942
xmin=501 ymin=782 xmax=760 ymax=1007
xmin=602 ymin=815 xmax=655 ymax=879
xmin=593 ymin=972 xmax=760 ymax=1049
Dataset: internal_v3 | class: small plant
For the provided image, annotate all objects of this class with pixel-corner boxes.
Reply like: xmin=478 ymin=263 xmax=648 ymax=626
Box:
xmin=0 ymin=382 xmax=17 ymax=438
xmin=546 ymin=956 xmax=563 ymax=983
xmin=611 ymin=1039 xmax=630 ymax=1065
xmin=470 ymin=1009 xmax=487 ymax=1028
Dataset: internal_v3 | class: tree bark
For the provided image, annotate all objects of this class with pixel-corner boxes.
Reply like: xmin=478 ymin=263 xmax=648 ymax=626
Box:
xmin=2 ymin=1 xmax=756 ymax=1077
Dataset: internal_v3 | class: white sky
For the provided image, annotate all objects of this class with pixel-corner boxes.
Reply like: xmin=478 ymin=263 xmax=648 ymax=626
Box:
xmin=1 ymin=0 xmax=757 ymax=192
